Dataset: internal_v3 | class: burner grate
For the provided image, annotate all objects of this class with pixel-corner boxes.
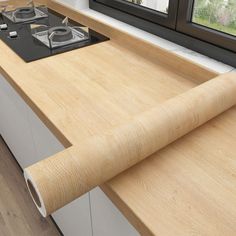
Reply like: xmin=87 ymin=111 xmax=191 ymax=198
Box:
xmin=32 ymin=27 xmax=89 ymax=49
xmin=2 ymin=7 xmax=48 ymax=23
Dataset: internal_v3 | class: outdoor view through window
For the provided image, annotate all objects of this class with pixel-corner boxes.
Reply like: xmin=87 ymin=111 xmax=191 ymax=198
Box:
xmin=192 ymin=0 xmax=236 ymax=36
xmin=124 ymin=0 xmax=169 ymax=14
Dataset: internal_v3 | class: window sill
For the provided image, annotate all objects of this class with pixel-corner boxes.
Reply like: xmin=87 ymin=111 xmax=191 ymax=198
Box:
xmin=82 ymin=8 xmax=235 ymax=73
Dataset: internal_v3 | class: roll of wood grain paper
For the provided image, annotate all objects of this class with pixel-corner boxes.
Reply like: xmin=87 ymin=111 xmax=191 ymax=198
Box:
xmin=24 ymin=73 xmax=236 ymax=217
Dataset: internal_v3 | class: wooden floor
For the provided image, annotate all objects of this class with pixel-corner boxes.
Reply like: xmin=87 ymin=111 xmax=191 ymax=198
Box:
xmin=0 ymin=136 xmax=60 ymax=236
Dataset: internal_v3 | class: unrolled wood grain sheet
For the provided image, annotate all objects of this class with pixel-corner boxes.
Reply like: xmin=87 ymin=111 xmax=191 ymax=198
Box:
xmin=24 ymin=73 xmax=236 ymax=217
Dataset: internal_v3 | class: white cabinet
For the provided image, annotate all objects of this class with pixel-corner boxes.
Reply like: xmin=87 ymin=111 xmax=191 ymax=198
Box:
xmin=0 ymin=74 xmax=37 ymax=168
xmin=90 ymin=187 xmax=140 ymax=236
xmin=26 ymin=106 xmax=64 ymax=163
xmin=52 ymin=195 xmax=92 ymax=236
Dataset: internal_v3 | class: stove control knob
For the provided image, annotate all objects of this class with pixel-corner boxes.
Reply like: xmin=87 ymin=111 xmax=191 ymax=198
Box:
xmin=9 ymin=31 xmax=18 ymax=38
xmin=0 ymin=24 xmax=8 ymax=30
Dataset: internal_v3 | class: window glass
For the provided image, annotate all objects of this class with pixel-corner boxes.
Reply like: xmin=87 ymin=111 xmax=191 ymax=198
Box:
xmin=192 ymin=0 xmax=236 ymax=36
xmin=122 ymin=0 xmax=170 ymax=14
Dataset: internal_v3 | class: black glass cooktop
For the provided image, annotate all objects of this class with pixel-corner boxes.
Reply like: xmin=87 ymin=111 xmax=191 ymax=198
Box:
xmin=0 ymin=7 xmax=109 ymax=62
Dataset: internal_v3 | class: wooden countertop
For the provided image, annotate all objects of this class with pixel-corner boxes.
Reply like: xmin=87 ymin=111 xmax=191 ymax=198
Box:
xmin=1 ymin=1 xmax=235 ymax=235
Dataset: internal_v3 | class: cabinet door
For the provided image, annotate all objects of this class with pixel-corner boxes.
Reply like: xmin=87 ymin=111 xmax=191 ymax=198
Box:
xmin=0 ymin=74 xmax=37 ymax=168
xmin=28 ymin=107 xmax=93 ymax=236
xmin=90 ymin=187 xmax=140 ymax=236
xmin=52 ymin=195 xmax=92 ymax=236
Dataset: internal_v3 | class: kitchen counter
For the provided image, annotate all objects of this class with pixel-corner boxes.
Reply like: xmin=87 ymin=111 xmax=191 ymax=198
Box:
xmin=1 ymin=1 xmax=236 ymax=235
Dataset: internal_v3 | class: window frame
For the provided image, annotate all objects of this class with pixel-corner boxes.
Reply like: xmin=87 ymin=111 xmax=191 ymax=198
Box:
xmin=89 ymin=0 xmax=236 ymax=67
xmin=95 ymin=0 xmax=179 ymax=29
xmin=177 ymin=0 xmax=236 ymax=52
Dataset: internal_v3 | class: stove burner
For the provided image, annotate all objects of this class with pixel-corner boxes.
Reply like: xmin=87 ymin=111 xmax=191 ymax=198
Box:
xmin=48 ymin=26 xmax=73 ymax=42
xmin=14 ymin=7 xmax=36 ymax=19
xmin=32 ymin=26 xmax=90 ymax=49
xmin=2 ymin=6 xmax=48 ymax=23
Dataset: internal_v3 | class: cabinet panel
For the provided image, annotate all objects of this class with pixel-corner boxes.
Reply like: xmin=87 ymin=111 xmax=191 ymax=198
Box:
xmin=27 ymin=106 xmax=64 ymax=162
xmin=90 ymin=187 xmax=140 ymax=236
xmin=0 ymin=74 xmax=37 ymax=168
xmin=52 ymin=195 xmax=92 ymax=236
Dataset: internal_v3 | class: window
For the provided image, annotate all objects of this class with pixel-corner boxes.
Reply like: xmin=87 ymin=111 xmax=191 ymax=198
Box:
xmin=192 ymin=0 xmax=236 ymax=37
xmin=177 ymin=0 xmax=236 ymax=52
xmin=95 ymin=0 xmax=178 ymax=28
xmin=121 ymin=0 xmax=169 ymax=14
xmin=90 ymin=0 xmax=236 ymax=67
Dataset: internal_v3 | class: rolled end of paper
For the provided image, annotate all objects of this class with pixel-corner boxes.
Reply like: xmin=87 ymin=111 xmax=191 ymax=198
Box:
xmin=24 ymin=170 xmax=47 ymax=217
xmin=23 ymin=147 xmax=87 ymax=217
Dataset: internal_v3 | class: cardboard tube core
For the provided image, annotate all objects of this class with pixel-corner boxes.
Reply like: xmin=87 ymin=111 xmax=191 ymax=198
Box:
xmin=27 ymin=179 xmax=41 ymax=208
xmin=24 ymin=171 xmax=47 ymax=217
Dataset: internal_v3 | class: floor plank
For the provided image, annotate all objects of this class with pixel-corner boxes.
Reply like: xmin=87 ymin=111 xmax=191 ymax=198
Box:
xmin=0 ymin=136 xmax=61 ymax=236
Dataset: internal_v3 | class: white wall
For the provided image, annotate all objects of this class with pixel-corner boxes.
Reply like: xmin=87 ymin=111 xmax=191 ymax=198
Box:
xmin=54 ymin=0 xmax=89 ymax=9
xmin=142 ymin=0 xmax=169 ymax=13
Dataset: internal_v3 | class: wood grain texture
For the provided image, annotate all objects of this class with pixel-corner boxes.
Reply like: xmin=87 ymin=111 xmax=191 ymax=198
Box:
xmin=0 ymin=0 xmax=48 ymax=7
xmin=0 ymin=1 xmax=235 ymax=235
xmin=24 ymin=73 xmax=236 ymax=217
xmin=0 ymin=136 xmax=60 ymax=236
xmin=104 ymin=106 xmax=236 ymax=236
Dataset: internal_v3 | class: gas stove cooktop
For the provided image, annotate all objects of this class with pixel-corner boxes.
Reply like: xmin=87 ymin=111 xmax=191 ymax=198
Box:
xmin=0 ymin=3 xmax=109 ymax=62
